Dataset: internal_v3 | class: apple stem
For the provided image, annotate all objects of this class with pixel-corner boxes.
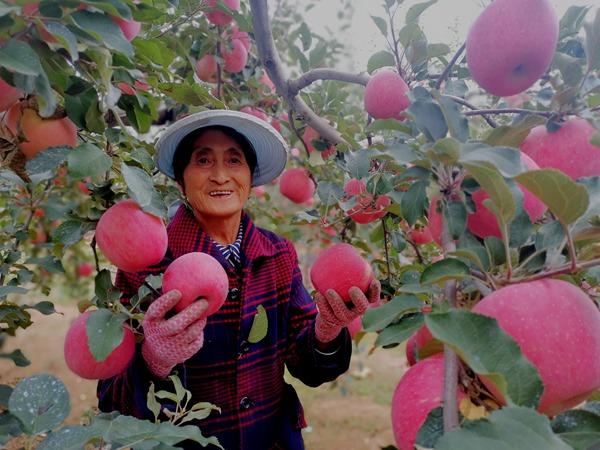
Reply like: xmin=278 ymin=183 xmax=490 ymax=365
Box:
xmin=91 ymin=236 xmax=101 ymax=273
xmin=502 ymin=221 xmax=513 ymax=281
xmin=562 ymin=223 xmax=578 ymax=272
xmin=436 ymin=42 xmax=465 ymax=90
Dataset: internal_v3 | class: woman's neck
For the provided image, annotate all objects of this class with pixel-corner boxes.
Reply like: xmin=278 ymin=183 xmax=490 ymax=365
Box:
xmin=192 ymin=209 xmax=242 ymax=245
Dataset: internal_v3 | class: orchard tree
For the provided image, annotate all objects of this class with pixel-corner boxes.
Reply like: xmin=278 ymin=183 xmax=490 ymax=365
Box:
xmin=0 ymin=0 xmax=600 ymax=449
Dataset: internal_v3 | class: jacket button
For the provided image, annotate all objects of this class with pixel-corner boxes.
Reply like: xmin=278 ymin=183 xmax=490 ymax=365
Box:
xmin=239 ymin=396 xmax=253 ymax=410
xmin=228 ymin=288 xmax=240 ymax=300
xmin=237 ymin=340 xmax=250 ymax=359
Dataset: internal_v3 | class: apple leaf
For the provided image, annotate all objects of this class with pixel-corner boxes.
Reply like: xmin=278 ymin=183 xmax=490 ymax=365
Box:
xmin=0 ymin=40 xmax=44 ymax=76
xmin=8 ymin=374 xmax=70 ymax=435
xmin=68 ymin=143 xmax=112 ymax=179
xmin=515 ymin=169 xmax=589 ymax=225
xmin=158 ymin=82 xmax=226 ymax=108
xmin=362 ymin=294 xmax=423 ymax=331
xmin=365 ymin=119 xmax=412 ymax=134
xmin=121 ymin=163 xmax=167 ymax=218
xmin=438 ymin=96 xmax=469 ymax=142
xmin=86 ymin=309 xmax=129 ymax=362
xmin=425 ymin=310 xmax=543 ymax=408
xmin=401 ymin=180 xmax=428 ymax=225
xmin=445 ymin=200 xmax=467 ymax=240
xmin=484 ymin=115 xmax=546 ymax=148
xmin=71 ymin=11 xmax=133 ymax=58
xmin=436 ymin=407 xmax=572 ymax=450
xmin=427 ymin=137 xmax=460 ymax=165
xmin=420 ymin=258 xmax=470 ymax=285
xmin=374 ymin=313 xmax=424 ymax=347
xmin=572 ymin=177 xmax=600 ymax=241
xmin=584 ymin=8 xmax=600 ymax=71
xmin=552 ymin=408 xmax=600 ymax=450
xmin=463 ymin=161 xmax=516 ymax=224
xmin=407 ymin=94 xmax=448 ymax=142
xmin=247 ymin=305 xmax=268 ymax=344
xmin=460 ymin=144 xmax=526 ymax=178
xmin=406 ymin=0 xmax=437 ymax=23
xmin=370 ymin=15 xmax=387 ymax=37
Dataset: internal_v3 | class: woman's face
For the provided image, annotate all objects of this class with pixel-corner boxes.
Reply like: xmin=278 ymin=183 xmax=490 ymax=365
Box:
xmin=181 ymin=129 xmax=252 ymax=220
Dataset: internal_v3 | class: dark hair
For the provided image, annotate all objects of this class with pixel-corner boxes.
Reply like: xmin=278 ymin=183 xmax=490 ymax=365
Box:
xmin=172 ymin=125 xmax=257 ymax=187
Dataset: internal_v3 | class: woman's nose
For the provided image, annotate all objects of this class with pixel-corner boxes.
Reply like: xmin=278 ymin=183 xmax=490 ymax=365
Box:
xmin=208 ymin=163 xmax=229 ymax=183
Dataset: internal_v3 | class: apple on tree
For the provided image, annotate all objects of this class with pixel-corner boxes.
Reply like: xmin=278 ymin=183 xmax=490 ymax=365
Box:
xmin=64 ymin=310 xmax=135 ymax=380
xmin=95 ymin=199 xmax=168 ymax=273
xmin=162 ymin=252 xmax=229 ymax=315
xmin=76 ymin=262 xmax=94 ymax=277
xmin=279 ymin=168 xmax=315 ymax=204
xmin=0 ymin=77 xmax=22 ymax=112
xmin=222 ymin=39 xmax=248 ymax=73
xmin=302 ymin=127 xmax=336 ymax=160
xmin=466 ymin=0 xmax=558 ymax=96
xmin=343 ymin=179 xmax=391 ymax=224
xmin=364 ymin=68 xmax=410 ymax=120
xmin=204 ymin=0 xmax=240 ymax=26
xmin=196 ymin=54 xmax=218 ymax=83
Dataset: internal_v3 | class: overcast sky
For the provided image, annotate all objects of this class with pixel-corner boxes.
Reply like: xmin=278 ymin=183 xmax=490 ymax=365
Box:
xmin=300 ymin=0 xmax=598 ymax=72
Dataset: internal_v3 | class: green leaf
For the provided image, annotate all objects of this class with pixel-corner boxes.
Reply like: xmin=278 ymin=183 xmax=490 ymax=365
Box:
xmin=25 ymin=147 xmax=70 ymax=175
xmin=572 ymin=177 xmax=600 ymax=240
xmin=0 ymin=349 xmax=30 ymax=367
xmin=552 ymin=409 xmax=600 ymax=450
xmin=25 ymin=256 xmax=64 ymax=273
xmin=415 ymin=406 xmax=444 ymax=448
xmin=0 ymin=286 xmax=28 ymax=296
xmin=134 ymin=39 xmax=175 ymax=68
xmin=94 ymin=269 xmax=121 ymax=304
xmin=36 ymin=425 xmax=100 ymax=450
xmin=484 ymin=115 xmax=546 ymax=148
xmin=406 ymin=0 xmax=437 ymax=23
xmin=553 ymin=52 xmax=584 ymax=86
xmin=71 ymin=10 xmax=133 ymax=57
xmin=438 ymin=95 xmax=469 ymax=142
xmin=559 ymin=5 xmax=591 ymax=39
xmin=383 ymin=143 xmax=419 ymax=165
xmin=86 ymin=309 xmax=128 ymax=362
xmin=427 ymin=43 xmax=451 ymax=59
xmin=420 ymin=258 xmax=470 ymax=284
xmin=297 ymin=22 xmax=312 ymax=51
xmin=401 ymin=180 xmax=428 ymax=226
xmin=362 ymin=295 xmax=423 ymax=331
xmin=374 ymin=313 xmax=424 ymax=347
xmin=8 ymin=374 xmax=70 ymax=435
xmin=428 ymin=137 xmax=460 ymax=164
xmin=51 ymin=219 xmax=88 ymax=247
xmin=0 ymin=385 xmax=13 ymax=407
xmin=317 ymin=182 xmax=344 ymax=206
xmin=436 ymin=407 xmax=571 ymax=450
xmin=366 ymin=51 xmax=396 ymax=74
xmin=445 ymin=200 xmax=467 ymax=239
xmin=398 ymin=23 xmax=425 ymax=48
xmin=68 ymin=143 xmax=112 ymax=179
xmin=0 ymin=40 xmax=43 ymax=76
xmin=515 ymin=169 xmax=589 ymax=225
xmin=147 ymin=383 xmax=161 ymax=422
xmin=247 ymin=304 xmax=268 ymax=344
xmin=464 ymin=161 xmax=516 ymax=224
xmin=371 ymin=15 xmax=387 ymax=37
xmin=43 ymin=22 xmax=78 ymax=61
xmin=121 ymin=163 xmax=166 ymax=218
xmin=365 ymin=119 xmax=412 ymax=134
xmin=22 ymin=301 xmax=57 ymax=316
xmin=460 ymin=144 xmax=526 ymax=178
xmin=425 ymin=311 xmax=543 ymax=407
xmin=158 ymin=83 xmax=225 ymax=108
xmin=345 ymin=149 xmax=371 ymax=179
xmin=407 ymin=94 xmax=448 ymax=142
xmin=584 ymin=9 xmax=600 ymax=71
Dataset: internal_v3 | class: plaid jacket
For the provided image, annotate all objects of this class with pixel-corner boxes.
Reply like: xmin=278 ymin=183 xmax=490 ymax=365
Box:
xmin=97 ymin=205 xmax=351 ymax=449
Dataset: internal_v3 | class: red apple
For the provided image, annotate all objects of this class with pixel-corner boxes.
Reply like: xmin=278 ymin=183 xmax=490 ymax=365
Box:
xmin=222 ymin=39 xmax=248 ymax=73
xmin=0 ymin=78 xmax=22 ymax=112
xmin=195 ymin=54 xmax=218 ymax=83
xmin=347 ymin=316 xmax=362 ymax=339
xmin=279 ymin=168 xmax=315 ymax=204
xmin=467 ymin=152 xmax=547 ymax=239
xmin=4 ymin=103 xmax=77 ymax=159
xmin=410 ymin=226 xmax=433 ymax=245
xmin=259 ymin=72 xmax=275 ymax=94
xmin=303 ymin=127 xmax=336 ymax=160
xmin=64 ymin=310 xmax=135 ymax=379
xmin=310 ymin=243 xmax=374 ymax=302
xmin=111 ymin=15 xmax=141 ymax=41
xmin=466 ymin=0 xmax=558 ymax=96
xmin=240 ymin=106 xmax=268 ymax=122
xmin=95 ymin=199 xmax=168 ymax=273
xmin=252 ymin=185 xmax=266 ymax=198
xmin=392 ymin=354 xmax=464 ymax=450
xmin=204 ymin=0 xmax=240 ymax=26
xmin=76 ymin=262 xmax=94 ymax=277
xmin=364 ymin=69 xmax=410 ymax=120
xmin=473 ymin=279 xmax=600 ymax=416
xmin=347 ymin=194 xmax=391 ymax=224
xmin=405 ymin=325 xmax=440 ymax=366
xmin=343 ymin=178 xmax=367 ymax=197
xmin=427 ymin=196 xmax=444 ymax=246
xmin=162 ymin=252 xmax=229 ymax=315
xmin=520 ymin=118 xmax=600 ymax=180
xmin=231 ymin=25 xmax=251 ymax=51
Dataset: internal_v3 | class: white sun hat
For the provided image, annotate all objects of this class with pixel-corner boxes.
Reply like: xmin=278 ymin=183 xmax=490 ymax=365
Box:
xmin=155 ymin=109 xmax=288 ymax=186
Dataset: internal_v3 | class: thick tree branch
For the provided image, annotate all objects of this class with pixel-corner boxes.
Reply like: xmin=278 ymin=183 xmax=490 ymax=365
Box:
xmin=436 ymin=43 xmax=465 ymax=90
xmin=249 ymin=0 xmax=345 ymax=145
xmin=288 ymin=69 xmax=369 ymax=96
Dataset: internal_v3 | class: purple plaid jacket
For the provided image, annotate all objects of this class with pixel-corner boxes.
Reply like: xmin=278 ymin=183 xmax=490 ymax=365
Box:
xmin=97 ymin=205 xmax=351 ymax=449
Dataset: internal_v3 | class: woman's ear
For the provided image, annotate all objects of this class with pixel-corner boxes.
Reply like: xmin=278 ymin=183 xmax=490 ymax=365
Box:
xmin=176 ymin=180 xmax=186 ymax=196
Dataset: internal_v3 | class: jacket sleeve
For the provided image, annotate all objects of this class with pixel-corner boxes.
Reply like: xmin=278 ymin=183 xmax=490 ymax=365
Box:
xmin=283 ymin=240 xmax=352 ymax=388
xmin=96 ymin=267 xmax=176 ymax=419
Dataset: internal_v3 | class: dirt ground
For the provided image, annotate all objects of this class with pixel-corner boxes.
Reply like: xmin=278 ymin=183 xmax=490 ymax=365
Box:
xmin=0 ymin=303 xmax=408 ymax=450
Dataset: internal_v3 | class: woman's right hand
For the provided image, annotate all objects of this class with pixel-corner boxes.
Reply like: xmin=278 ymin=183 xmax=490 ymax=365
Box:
xmin=141 ymin=290 xmax=208 ymax=378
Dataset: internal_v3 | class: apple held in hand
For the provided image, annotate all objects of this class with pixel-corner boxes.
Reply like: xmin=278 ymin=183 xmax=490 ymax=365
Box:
xmin=162 ymin=252 xmax=229 ymax=315
xmin=95 ymin=199 xmax=168 ymax=273
xmin=64 ymin=311 xmax=135 ymax=380
xmin=310 ymin=243 xmax=374 ymax=302
xmin=279 ymin=168 xmax=315 ymax=204
xmin=473 ymin=279 xmax=600 ymax=416
xmin=466 ymin=0 xmax=558 ymax=96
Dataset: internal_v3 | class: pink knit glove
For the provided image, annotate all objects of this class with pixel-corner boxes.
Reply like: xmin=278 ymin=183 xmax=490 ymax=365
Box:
xmin=141 ymin=290 xmax=208 ymax=378
xmin=314 ymin=279 xmax=381 ymax=343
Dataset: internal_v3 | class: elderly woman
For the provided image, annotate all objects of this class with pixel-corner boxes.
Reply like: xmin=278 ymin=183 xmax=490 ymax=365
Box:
xmin=97 ymin=110 xmax=380 ymax=449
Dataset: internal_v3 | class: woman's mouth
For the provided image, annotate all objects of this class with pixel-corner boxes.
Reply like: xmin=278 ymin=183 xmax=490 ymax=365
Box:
xmin=208 ymin=190 xmax=233 ymax=198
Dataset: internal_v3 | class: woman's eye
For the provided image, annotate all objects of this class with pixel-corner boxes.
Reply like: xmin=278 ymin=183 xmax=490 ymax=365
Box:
xmin=197 ymin=157 xmax=211 ymax=165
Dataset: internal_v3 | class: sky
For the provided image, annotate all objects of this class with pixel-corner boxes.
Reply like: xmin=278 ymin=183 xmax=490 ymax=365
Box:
xmin=300 ymin=0 xmax=598 ymax=72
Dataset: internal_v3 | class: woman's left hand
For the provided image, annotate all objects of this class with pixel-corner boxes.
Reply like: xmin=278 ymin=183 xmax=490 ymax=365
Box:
xmin=314 ymin=279 xmax=381 ymax=343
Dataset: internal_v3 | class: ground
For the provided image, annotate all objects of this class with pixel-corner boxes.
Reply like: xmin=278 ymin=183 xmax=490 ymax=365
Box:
xmin=0 ymin=302 xmax=407 ymax=450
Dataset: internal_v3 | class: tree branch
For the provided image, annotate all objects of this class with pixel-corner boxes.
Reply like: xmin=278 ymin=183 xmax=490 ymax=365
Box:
xmin=445 ymin=95 xmax=497 ymax=128
xmin=464 ymin=108 xmax=555 ymax=118
xmin=501 ymin=257 xmax=600 ymax=285
xmin=288 ymin=69 xmax=370 ymax=96
xmin=249 ymin=0 xmax=346 ymax=145
xmin=436 ymin=43 xmax=465 ymax=90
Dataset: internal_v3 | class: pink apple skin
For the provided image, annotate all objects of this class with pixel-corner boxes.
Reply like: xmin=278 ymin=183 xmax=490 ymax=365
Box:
xmin=302 ymin=127 xmax=335 ymax=160
xmin=343 ymin=179 xmax=367 ymax=197
xmin=279 ymin=168 xmax=315 ymax=204
xmin=112 ymin=16 xmax=141 ymax=41
xmin=0 ymin=78 xmax=21 ymax=112
xmin=467 ymin=152 xmax=547 ymax=238
xmin=427 ymin=196 xmax=444 ymax=246
xmin=520 ymin=118 xmax=600 ymax=180
xmin=347 ymin=316 xmax=362 ymax=339
xmin=76 ymin=262 xmax=94 ymax=277
xmin=95 ymin=199 xmax=168 ymax=273
xmin=222 ymin=39 xmax=248 ymax=73
xmin=405 ymin=333 xmax=418 ymax=366
xmin=205 ymin=0 xmax=240 ymax=26
xmin=240 ymin=106 xmax=268 ymax=122
xmin=348 ymin=195 xmax=390 ymax=224
xmin=364 ymin=69 xmax=410 ymax=120
xmin=392 ymin=354 xmax=465 ymax=450
xmin=64 ymin=311 xmax=135 ymax=380
xmin=466 ymin=0 xmax=558 ymax=96
xmin=473 ymin=279 xmax=600 ymax=416
xmin=410 ymin=227 xmax=433 ymax=245
xmin=310 ymin=243 xmax=374 ymax=302
xmin=231 ymin=26 xmax=251 ymax=51
xmin=163 ymin=252 xmax=229 ymax=315
xmin=196 ymin=54 xmax=217 ymax=83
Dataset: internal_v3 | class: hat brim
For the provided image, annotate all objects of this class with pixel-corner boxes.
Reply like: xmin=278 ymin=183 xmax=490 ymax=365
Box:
xmin=155 ymin=110 xmax=288 ymax=186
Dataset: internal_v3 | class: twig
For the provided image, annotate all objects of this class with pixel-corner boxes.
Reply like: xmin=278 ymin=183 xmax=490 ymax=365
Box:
xmin=562 ymin=223 xmax=578 ymax=272
xmin=464 ymin=108 xmax=555 ymax=118
xmin=445 ymin=94 xmax=497 ymax=128
xmin=436 ymin=43 xmax=465 ymax=90
xmin=385 ymin=3 xmax=403 ymax=77
xmin=288 ymin=69 xmax=369 ymax=95
xmin=501 ymin=257 xmax=600 ymax=285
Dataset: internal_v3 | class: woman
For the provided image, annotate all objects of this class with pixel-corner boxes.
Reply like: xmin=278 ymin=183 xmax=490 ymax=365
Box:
xmin=97 ymin=110 xmax=381 ymax=449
